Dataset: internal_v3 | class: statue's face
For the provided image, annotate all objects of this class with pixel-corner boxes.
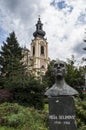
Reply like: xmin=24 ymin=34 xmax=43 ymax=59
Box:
xmin=54 ymin=61 xmax=66 ymax=79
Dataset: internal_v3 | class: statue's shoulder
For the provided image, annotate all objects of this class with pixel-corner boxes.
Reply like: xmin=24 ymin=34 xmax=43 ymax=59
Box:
xmin=45 ymin=84 xmax=56 ymax=96
xmin=64 ymin=83 xmax=78 ymax=95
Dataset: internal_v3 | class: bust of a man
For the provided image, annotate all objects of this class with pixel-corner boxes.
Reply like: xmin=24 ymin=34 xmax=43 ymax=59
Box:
xmin=45 ymin=60 xmax=78 ymax=97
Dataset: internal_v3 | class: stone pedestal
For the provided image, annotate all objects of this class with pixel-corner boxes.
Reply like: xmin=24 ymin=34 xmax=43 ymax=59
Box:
xmin=48 ymin=96 xmax=77 ymax=130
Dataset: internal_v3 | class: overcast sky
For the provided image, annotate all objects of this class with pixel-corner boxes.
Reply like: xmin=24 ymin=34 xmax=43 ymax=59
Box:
xmin=0 ymin=0 xmax=86 ymax=63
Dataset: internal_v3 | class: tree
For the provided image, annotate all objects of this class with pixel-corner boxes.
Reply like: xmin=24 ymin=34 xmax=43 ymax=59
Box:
xmin=0 ymin=32 xmax=26 ymax=89
xmin=65 ymin=56 xmax=84 ymax=92
xmin=42 ymin=60 xmax=55 ymax=89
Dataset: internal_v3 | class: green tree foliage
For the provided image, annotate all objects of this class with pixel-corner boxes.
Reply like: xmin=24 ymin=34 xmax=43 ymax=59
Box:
xmin=0 ymin=32 xmax=26 ymax=89
xmin=13 ymin=76 xmax=45 ymax=109
xmin=43 ymin=60 xmax=55 ymax=89
xmin=0 ymin=32 xmax=44 ymax=109
xmin=65 ymin=56 xmax=85 ymax=92
xmin=75 ymin=93 xmax=86 ymax=130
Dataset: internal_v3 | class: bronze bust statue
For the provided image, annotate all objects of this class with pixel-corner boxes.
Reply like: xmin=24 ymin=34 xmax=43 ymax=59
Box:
xmin=45 ymin=60 xmax=78 ymax=97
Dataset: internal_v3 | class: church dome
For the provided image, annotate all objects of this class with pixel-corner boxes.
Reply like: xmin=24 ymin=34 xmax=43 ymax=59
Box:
xmin=33 ymin=17 xmax=46 ymax=38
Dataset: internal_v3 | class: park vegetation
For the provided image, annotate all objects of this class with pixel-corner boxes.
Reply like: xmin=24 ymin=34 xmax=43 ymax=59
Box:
xmin=0 ymin=31 xmax=86 ymax=130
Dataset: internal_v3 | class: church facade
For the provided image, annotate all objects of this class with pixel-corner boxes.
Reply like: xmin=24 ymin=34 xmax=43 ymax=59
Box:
xmin=23 ymin=17 xmax=50 ymax=77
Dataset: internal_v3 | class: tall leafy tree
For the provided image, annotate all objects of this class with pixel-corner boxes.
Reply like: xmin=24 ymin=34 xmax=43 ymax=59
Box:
xmin=42 ymin=60 xmax=55 ymax=89
xmin=65 ymin=56 xmax=84 ymax=92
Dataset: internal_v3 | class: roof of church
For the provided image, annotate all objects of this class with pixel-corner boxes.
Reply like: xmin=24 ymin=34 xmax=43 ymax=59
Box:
xmin=22 ymin=47 xmax=30 ymax=52
xmin=33 ymin=17 xmax=46 ymax=38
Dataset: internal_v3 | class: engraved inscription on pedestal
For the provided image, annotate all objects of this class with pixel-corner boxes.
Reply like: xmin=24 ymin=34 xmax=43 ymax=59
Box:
xmin=48 ymin=96 xmax=77 ymax=130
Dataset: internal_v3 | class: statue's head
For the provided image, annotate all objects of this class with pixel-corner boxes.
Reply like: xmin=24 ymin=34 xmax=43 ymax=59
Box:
xmin=53 ymin=60 xmax=66 ymax=79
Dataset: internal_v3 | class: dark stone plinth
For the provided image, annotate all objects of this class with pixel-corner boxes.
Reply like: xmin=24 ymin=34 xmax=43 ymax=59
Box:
xmin=48 ymin=96 xmax=77 ymax=130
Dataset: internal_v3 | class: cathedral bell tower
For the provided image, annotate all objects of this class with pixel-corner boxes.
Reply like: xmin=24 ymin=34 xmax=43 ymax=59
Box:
xmin=31 ymin=17 xmax=49 ymax=76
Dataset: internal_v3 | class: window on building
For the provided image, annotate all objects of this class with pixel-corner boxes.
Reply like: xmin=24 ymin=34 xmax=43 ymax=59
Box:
xmin=41 ymin=46 xmax=44 ymax=55
xmin=41 ymin=65 xmax=45 ymax=69
xmin=33 ymin=46 xmax=35 ymax=55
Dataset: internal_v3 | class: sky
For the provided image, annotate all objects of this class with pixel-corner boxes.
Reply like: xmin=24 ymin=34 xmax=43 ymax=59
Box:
xmin=0 ymin=0 xmax=86 ymax=64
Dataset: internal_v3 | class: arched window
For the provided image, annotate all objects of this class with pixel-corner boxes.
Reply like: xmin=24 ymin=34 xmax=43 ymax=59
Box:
xmin=41 ymin=46 xmax=44 ymax=55
xmin=41 ymin=65 xmax=45 ymax=69
xmin=33 ymin=46 xmax=35 ymax=55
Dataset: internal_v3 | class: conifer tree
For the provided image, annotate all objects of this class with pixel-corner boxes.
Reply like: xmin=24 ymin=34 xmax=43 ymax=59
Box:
xmin=0 ymin=31 xmax=26 ymax=89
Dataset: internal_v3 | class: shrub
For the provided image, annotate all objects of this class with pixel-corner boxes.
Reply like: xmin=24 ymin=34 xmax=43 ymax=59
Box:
xmin=0 ymin=102 xmax=48 ymax=130
xmin=75 ymin=94 xmax=86 ymax=130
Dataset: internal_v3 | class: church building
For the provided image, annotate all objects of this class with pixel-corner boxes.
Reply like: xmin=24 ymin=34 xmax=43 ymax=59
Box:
xmin=23 ymin=17 xmax=50 ymax=77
